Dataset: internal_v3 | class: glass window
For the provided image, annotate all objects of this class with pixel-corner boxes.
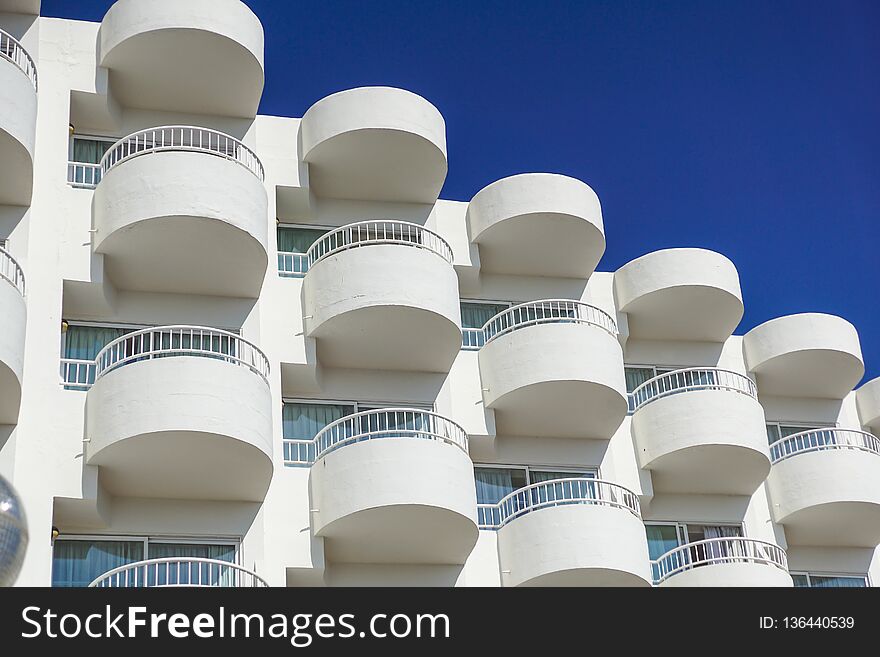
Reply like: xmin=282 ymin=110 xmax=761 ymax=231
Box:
xmin=474 ymin=467 xmax=527 ymax=505
xmin=282 ymin=402 xmax=354 ymax=441
xmin=766 ymin=423 xmax=819 ymax=445
xmin=528 ymin=470 xmax=595 ymax=483
xmin=793 ymin=573 xmax=867 ymax=588
xmin=63 ymin=324 xmax=133 ymax=362
xmin=460 ymin=301 xmax=510 ymax=330
xmin=72 ymin=137 xmax=115 ymax=165
xmin=51 ymin=539 xmax=144 ymax=588
xmin=277 ymin=226 xmax=328 ymax=254
xmin=625 ymin=367 xmax=655 ymax=393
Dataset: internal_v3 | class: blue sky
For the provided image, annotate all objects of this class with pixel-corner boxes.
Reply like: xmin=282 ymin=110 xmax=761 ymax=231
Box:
xmin=43 ymin=1 xmax=879 ymax=381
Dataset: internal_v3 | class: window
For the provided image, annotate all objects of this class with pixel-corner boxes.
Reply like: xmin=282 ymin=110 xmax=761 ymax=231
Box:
xmin=51 ymin=537 xmax=237 ymax=588
xmin=277 ymin=225 xmax=329 ymax=277
xmin=460 ymin=300 xmax=511 ymax=349
xmin=281 ymin=400 xmax=433 ymax=461
xmin=68 ymin=135 xmax=116 ymax=187
xmin=792 ymin=573 xmax=868 ymax=588
xmin=765 ymin=422 xmax=833 ymax=445
xmin=61 ymin=322 xmax=140 ymax=388
xmin=645 ymin=522 xmax=744 ymax=580
xmin=625 ymin=365 xmax=680 ymax=412
xmin=473 ymin=465 xmax=597 ymax=505
xmin=0 ymin=238 xmax=7 ymax=250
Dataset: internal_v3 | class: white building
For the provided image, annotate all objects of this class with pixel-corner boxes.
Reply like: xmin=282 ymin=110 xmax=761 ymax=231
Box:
xmin=2 ymin=0 xmax=878 ymax=588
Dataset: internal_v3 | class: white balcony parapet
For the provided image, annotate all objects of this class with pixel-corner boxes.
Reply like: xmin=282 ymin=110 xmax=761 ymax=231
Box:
xmin=652 ymin=538 xmax=788 ymax=585
xmin=277 ymin=251 xmax=308 ymax=277
xmin=0 ymin=246 xmax=25 ymax=296
xmin=0 ymin=28 xmax=37 ymax=91
xmin=284 ymin=408 xmax=468 ymax=467
xmin=67 ymin=161 xmax=102 ymax=188
xmin=478 ymin=478 xmax=640 ymax=530
xmin=482 ymin=299 xmax=617 ymax=345
xmin=770 ymin=428 xmax=880 ymax=465
xmin=306 ymin=220 xmax=453 ymax=268
xmin=631 ymin=367 xmax=757 ymax=411
xmin=88 ymin=558 xmax=268 ymax=588
xmin=94 ymin=326 xmax=269 ymax=383
xmin=100 ymin=126 xmax=264 ymax=181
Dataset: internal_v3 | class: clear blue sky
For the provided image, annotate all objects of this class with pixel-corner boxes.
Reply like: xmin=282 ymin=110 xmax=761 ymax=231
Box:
xmin=43 ymin=0 xmax=879 ymax=382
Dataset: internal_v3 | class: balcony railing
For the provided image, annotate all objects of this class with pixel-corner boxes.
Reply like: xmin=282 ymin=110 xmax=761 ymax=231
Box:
xmin=59 ymin=358 xmax=97 ymax=390
xmin=461 ymin=327 xmax=484 ymax=350
xmin=0 ymin=246 xmax=25 ymax=296
xmin=100 ymin=126 xmax=264 ymax=181
xmin=88 ymin=558 xmax=268 ymax=588
xmin=306 ymin=220 xmax=454 ymax=268
xmin=283 ymin=408 xmax=468 ymax=466
xmin=277 ymin=251 xmax=309 ymax=278
xmin=652 ymin=537 xmax=788 ymax=585
xmin=67 ymin=162 xmax=102 ymax=189
xmin=482 ymin=299 xmax=618 ymax=346
xmin=0 ymin=28 xmax=37 ymax=90
xmin=630 ymin=367 xmax=757 ymax=412
xmin=770 ymin=428 xmax=880 ymax=465
xmin=477 ymin=478 xmax=640 ymax=530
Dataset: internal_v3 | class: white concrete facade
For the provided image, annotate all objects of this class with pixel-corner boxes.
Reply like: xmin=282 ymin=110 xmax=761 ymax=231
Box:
xmin=2 ymin=1 xmax=879 ymax=588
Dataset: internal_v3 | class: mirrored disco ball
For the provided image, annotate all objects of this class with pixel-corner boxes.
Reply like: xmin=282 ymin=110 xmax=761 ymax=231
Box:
xmin=0 ymin=475 xmax=27 ymax=586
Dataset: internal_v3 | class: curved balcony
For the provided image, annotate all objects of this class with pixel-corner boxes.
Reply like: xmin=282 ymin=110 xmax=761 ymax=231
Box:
xmin=302 ymin=220 xmax=461 ymax=372
xmin=857 ymin=377 xmax=880 ymax=435
xmin=743 ymin=313 xmax=864 ymax=398
xmin=85 ymin=326 xmax=273 ymax=502
xmin=93 ymin=127 xmax=268 ymax=298
xmin=0 ymin=248 xmax=25 ymax=424
xmin=89 ymin=558 xmax=268 ymax=588
xmin=99 ymin=0 xmax=264 ymax=117
xmin=614 ymin=249 xmax=743 ymax=341
xmin=654 ymin=538 xmax=792 ymax=587
xmin=485 ymin=479 xmax=651 ymax=587
xmin=630 ymin=368 xmax=770 ymax=495
xmin=466 ymin=174 xmax=605 ymax=278
xmin=309 ymin=409 xmax=478 ymax=565
xmin=300 ymin=87 xmax=447 ymax=203
xmin=477 ymin=300 xmax=626 ymax=439
xmin=0 ymin=28 xmax=37 ymax=205
xmin=767 ymin=429 xmax=880 ymax=547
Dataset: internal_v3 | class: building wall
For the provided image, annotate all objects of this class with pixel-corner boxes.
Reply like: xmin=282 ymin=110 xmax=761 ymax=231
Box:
xmin=1 ymin=3 xmax=878 ymax=587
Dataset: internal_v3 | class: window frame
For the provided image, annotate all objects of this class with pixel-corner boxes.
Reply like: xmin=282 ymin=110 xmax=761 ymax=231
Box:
xmin=69 ymin=133 xmax=119 ymax=163
xmin=789 ymin=571 xmax=870 ymax=588
xmin=280 ymin=398 xmax=436 ymax=440
xmin=472 ymin=463 xmax=600 ymax=503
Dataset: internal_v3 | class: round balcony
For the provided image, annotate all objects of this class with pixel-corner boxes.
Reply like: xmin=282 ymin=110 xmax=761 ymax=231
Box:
xmin=654 ymin=538 xmax=792 ymax=587
xmin=0 ymin=28 xmax=37 ymax=205
xmin=0 ymin=247 xmax=25 ymax=424
xmin=89 ymin=558 xmax=267 ymax=588
xmin=614 ymin=248 xmax=744 ymax=341
xmin=742 ymin=313 xmax=864 ymax=398
xmin=99 ymin=0 xmax=264 ymax=117
xmin=630 ymin=368 xmax=770 ymax=495
xmin=477 ymin=300 xmax=626 ymax=439
xmin=302 ymin=220 xmax=461 ymax=372
xmin=85 ymin=326 xmax=273 ymax=502
xmin=466 ymin=174 xmax=605 ymax=278
xmin=488 ymin=479 xmax=651 ymax=587
xmin=301 ymin=87 xmax=447 ymax=203
xmin=767 ymin=429 xmax=880 ymax=547
xmin=309 ymin=409 xmax=478 ymax=565
xmin=93 ymin=126 xmax=268 ymax=298
xmin=857 ymin=377 xmax=880 ymax=435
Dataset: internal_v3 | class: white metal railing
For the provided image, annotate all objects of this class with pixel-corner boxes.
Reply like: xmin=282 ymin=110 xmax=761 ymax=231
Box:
xmin=770 ymin=428 xmax=880 ymax=465
xmin=461 ymin=327 xmax=484 ymax=350
xmin=88 ymin=558 xmax=268 ymax=588
xmin=67 ymin=162 xmax=102 ymax=188
xmin=0 ymin=28 xmax=37 ymax=90
xmin=306 ymin=220 xmax=454 ymax=268
xmin=477 ymin=478 xmax=640 ymax=530
xmin=482 ymin=299 xmax=618 ymax=346
xmin=631 ymin=367 xmax=757 ymax=411
xmin=283 ymin=408 xmax=468 ymax=466
xmin=652 ymin=537 xmax=788 ymax=585
xmin=278 ymin=252 xmax=309 ymax=277
xmin=93 ymin=326 xmax=269 ymax=383
xmin=60 ymin=358 xmax=97 ymax=389
xmin=100 ymin=126 xmax=264 ymax=180
xmin=0 ymin=246 xmax=25 ymax=296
